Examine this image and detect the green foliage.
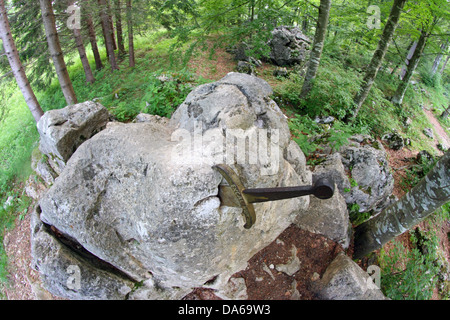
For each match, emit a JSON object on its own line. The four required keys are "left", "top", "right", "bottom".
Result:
{"left": 400, "top": 154, "right": 437, "bottom": 191}
{"left": 288, "top": 114, "right": 367, "bottom": 156}
{"left": 379, "top": 227, "right": 444, "bottom": 300}
{"left": 288, "top": 115, "right": 322, "bottom": 156}
{"left": 275, "top": 57, "right": 362, "bottom": 120}
{"left": 348, "top": 203, "right": 371, "bottom": 226}
{"left": 420, "top": 63, "right": 443, "bottom": 89}
{"left": 138, "top": 69, "right": 208, "bottom": 118}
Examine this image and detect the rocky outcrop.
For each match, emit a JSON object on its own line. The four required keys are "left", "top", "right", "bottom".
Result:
{"left": 313, "top": 253, "right": 387, "bottom": 300}
{"left": 30, "top": 73, "right": 388, "bottom": 300}
{"left": 268, "top": 26, "right": 310, "bottom": 66}
{"left": 32, "top": 73, "right": 313, "bottom": 299}
{"left": 339, "top": 137, "right": 395, "bottom": 214}
{"left": 36, "top": 101, "right": 110, "bottom": 175}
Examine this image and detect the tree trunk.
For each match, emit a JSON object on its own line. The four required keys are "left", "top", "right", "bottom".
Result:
{"left": 73, "top": 27, "right": 95, "bottom": 84}
{"left": 114, "top": 0, "right": 126, "bottom": 58}
{"left": 440, "top": 55, "right": 450, "bottom": 74}
{"left": 441, "top": 105, "right": 450, "bottom": 120}
{"left": 107, "top": 0, "right": 117, "bottom": 50}
{"left": 126, "top": 0, "right": 135, "bottom": 68}
{"left": 431, "top": 39, "right": 448, "bottom": 76}
{"left": 353, "top": 151, "right": 450, "bottom": 259}
{"left": 98, "top": 0, "right": 119, "bottom": 71}
{"left": 400, "top": 40, "right": 417, "bottom": 80}
{"left": 39, "top": 0, "right": 78, "bottom": 105}
{"left": 86, "top": 12, "right": 104, "bottom": 70}
{"left": 69, "top": 1, "right": 94, "bottom": 84}
{"left": 350, "top": 0, "right": 407, "bottom": 122}
{"left": 391, "top": 29, "right": 428, "bottom": 106}
{"left": 299, "top": 0, "right": 332, "bottom": 100}
{"left": 0, "top": 0, "right": 43, "bottom": 122}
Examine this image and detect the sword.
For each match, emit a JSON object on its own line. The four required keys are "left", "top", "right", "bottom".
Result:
{"left": 213, "top": 164, "right": 334, "bottom": 229}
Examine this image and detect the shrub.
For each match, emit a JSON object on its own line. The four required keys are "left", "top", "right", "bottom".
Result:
{"left": 274, "top": 57, "right": 362, "bottom": 121}
{"left": 378, "top": 228, "right": 443, "bottom": 300}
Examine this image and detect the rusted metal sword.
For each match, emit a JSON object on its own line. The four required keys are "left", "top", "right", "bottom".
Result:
{"left": 213, "top": 164, "right": 335, "bottom": 229}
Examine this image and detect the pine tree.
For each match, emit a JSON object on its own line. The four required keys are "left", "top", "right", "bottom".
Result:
{"left": 39, "top": 0, "right": 78, "bottom": 105}
{"left": 85, "top": 11, "right": 104, "bottom": 70}
{"left": 68, "top": 1, "right": 95, "bottom": 84}
{"left": 98, "top": 0, "right": 119, "bottom": 71}
{"left": 0, "top": 0, "right": 44, "bottom": 122}
{"left": 114, "top": 0, "right": 126, "bottom": 58}
{"left": 126, "top": 0, "right": 135, "bottom": 67}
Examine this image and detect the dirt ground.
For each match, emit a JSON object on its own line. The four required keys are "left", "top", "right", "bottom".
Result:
{"left": 2, "top": 209, "right": 60, "bottom": 300}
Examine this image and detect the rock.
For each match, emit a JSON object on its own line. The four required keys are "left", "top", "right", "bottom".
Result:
{"left": 381, "top": 131, "right": 405, "bottom": 151}
{"left": 37, "top": 101, "right": 110, "bottom": 170}
{"left": 133, "top": 113, "right": 169, "bottom": 125}
{"left": 34, "top": 73, "right": 311, "bottom": 299}
{"left": 30, "top": 207, "right": 135, "bottom": 300}
{"left": 216, "top": 277, "right": 248, "bottom": 300}
{"left": 417, "top": 150, "right": 434, "bottom": 163}
{"left": 236, "top": 61, "right": 255, "bottom": 75}
{"left": 3, "top": 195, "right": 14, "bottom": 210}
{"left": 338, "top": 143, "right": 394, "bottom": 213}
{"left": 403, "top": 117, "right": 413, "bottom": 128}
{"left": 269, "top": 26, "right": 310, "bottom": 66}
{"left": 437, "top": 143, "right": 448, "bottom": 152}
{"left": 423, "top": 128, "right": 434, "bottom": 139}
{"left": 273, "top": 67, "right": 289, "bottom": 78}
{"left": 314, "top": 253, "right": 387, "bottom": 300}
{"left": 30, "top": 147, "right": 58, "bottom": 186}
{"left": 275, "top": 245, "right": 301, "bottom": 276}
{"left": 314, "top": 116, "right": 336, "bottom": 125}
{"left": 295, "top": 181, "right": 351, "bottom": 249}
{"left": 25, "top": 176, "right": 47, "bottom": 201}
{"left": 312, "top": 153, "right": 351, "bottom": 197}
{"left": 231, "top": 42, "right": 251, "bottom": 62}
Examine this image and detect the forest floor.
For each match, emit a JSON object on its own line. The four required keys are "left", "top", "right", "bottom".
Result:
{"left": 2, "top": 47, "right": 450, "bottom": 300}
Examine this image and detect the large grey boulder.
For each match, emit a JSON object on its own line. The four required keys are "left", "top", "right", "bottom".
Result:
{"left": 338, "top": 139, "right": 394, "bottom": 213}
{"left": 294, "top": 183, "right": 351, "bottom": 249}
{"left": 34, "top": 73, "right": 311, "bottom": 299}
{"left": 268, "top": 26, "right": 310, "bottom": 66}
{"left": 36, "top": 101, "right": 110, "bottom": 174}
{"left": 314, "top": 253, "right": 387, "bottom": 300}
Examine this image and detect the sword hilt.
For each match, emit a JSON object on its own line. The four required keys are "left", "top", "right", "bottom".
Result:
{"left": 213, "top": 164, "right": 335, "bottom": 229}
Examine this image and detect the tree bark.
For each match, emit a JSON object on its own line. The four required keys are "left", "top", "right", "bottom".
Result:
{"left": 353, "top": 151, "right": 450, "bottom": 259}
{"left": 299, "top": 0, "right": 332, "bottom": 100}
{"left": 39, "top": 0, "right": 78, "bottom": 105}
{"left": 431, "top": 39, "right": 448, "bottom": 76}
{"left": 98, "top": 0, "right": 119, "bottom": 71}
{"left": 440, "top": 54, "right": 450, "bottom": 74}
{"left": 0, "top": 0, "right": 43, "bottom": 122}
{"left": 73, "top": 27, "right": 95, "bottom": 84}
{"left": 126, "top": 0, "right": 135, "bottom": 68}
{"left": 350, "top": 0, "right": 407, "bottom": 122}
{"left": 114, "top": 0, "right": 126, "bottom": 57}
{"left": 391, "top": 29, "right": 428, "bottom": 106}
{"left": 400, "top": 40, "right": 417, "bottom": 80}
{"left": 86, "top": 12, "right": 104, "bottom": 70}
{"left": 69, "top": 1, "right": 94, "bottom": 84}
{"left": 106, "top": 0, "right": 117, "bottom": 50}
